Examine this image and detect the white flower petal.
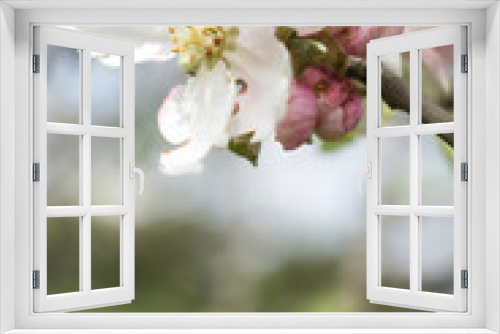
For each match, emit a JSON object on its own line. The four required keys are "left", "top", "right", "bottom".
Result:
{"left": 159, "top": 141, "right": 208, "bottom": 175}
{"left": 158, "top": 85, "right": 192, "bottom": 145}
{"left": 159, "top": 61, "right": 238, "bottom": 175}
{"left": 225, "top": 27, "right": 292, "bottom": 142}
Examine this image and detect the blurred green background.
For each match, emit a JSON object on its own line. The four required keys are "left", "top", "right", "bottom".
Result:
{"left": 45, "top": 26, "right": 454, "bottom": 312}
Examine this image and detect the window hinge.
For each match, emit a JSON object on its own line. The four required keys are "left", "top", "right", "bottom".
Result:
{"left": 461, "top": 162, "right": 468, "bottom": 181}
{"left": 461, "top": 54, "right": 468, "bottom": 73}
{"left": 33, "top": 54, "right": 40, "bottom": 73}
{"left": 461, "top": 270, "right": 468, "bottom": 289}
{"left": 33, "top": 270, "right": 40, "bottom": 289}
{"left": 33, "top": 163, "right": 40, "bottom": 182}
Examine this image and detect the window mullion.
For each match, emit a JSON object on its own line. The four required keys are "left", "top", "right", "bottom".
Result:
{"left": 82, "top": 48, "right": 92, "bottom": 294}
{"left": 409, "top": 48, "right": 420, "bottom": 294}
{"left": 78, "top": 47, "right": 84, "bottom": 293}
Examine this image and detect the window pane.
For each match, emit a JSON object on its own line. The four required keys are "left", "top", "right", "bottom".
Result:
{"left": 380, "top": 136, "right": 410, "bottom": 205}
{"left": 420, "top": 45, "right": 454, "bottom": 124}
{"left": 47, "top": 134, "right": 80, "bottom": 206}
{"left": 91, "top": 52, "right": 121, "bottom": 127}
{"left": 47, "top": 217, "right": 80, "bottom": 295}
{"left": 92, "top": 216, "right": 121, "bottom": 290}
{"left": 381, "top": 215, "right": 410, "bottom": 290}
{"left": 91, "top": 137, "right": 121, "bottom": 205}
{"left": 421, "top": 217, "right": 454, "bottom": 294}
{"left": 47, "top": 45, "right": 81, "bottom": 124}
{"left": 421, "top": 134, "right": 454, "bottom": 206}
{"left": 380, "top": 51, "right": 410, "bottom": 127}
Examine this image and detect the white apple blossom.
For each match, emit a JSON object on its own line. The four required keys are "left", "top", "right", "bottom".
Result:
{"left": 159, "top": 26, "right": 292, "bottom": 174}
{"left": 158, "top": 61, "right": 237, "bottom": 175}
{"left": 225, "top": 26, "right": 292, "bottom": 142}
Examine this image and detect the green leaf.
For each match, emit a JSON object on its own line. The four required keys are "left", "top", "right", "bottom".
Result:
{"left": 228, "top": 132, "right": 261, "bottom": 166}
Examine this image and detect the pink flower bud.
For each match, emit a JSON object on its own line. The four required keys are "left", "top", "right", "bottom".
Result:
{"left": 342, "top": 94, "right": 364, "bottom": 132}
{"left": 276, "top": 81, "right": 318, "bottom": 150}
{"left": 300, "top": 67, "right": 328, "bottom": 88}
{"left": 318, "top": 79, "right": 349, "bottom": 110}
{"left": 315, "top": 81, "right": 364, "bottom": 141}
{"left": 326, "top": 26, "right": 404, "bottom": 59}
{"left": 315, "top": 106, "right": 345, "bottom": 141}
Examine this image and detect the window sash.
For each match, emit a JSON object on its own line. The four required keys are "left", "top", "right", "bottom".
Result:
{"left": 32, "top": 26, "right": 135, "bottom": 313}
{"left": 366, "top": 26, "right": 468, "bottom": 312}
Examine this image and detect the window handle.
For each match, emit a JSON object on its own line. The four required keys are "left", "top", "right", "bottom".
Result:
{"left": 357, "top": 162, "right": 372, "bottom": 195}
{"left": 129, "top": 162, "right": 145, "bottom": 195}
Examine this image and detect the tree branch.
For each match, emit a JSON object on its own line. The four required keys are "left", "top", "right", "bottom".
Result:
{"left": 346, "top": 61, "right": 454, "bottom": 147}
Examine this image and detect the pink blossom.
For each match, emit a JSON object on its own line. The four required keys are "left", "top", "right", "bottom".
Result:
{"left": 315, "top": 80, "right": 364, "bottom": 141}
{"left": 315, "top": 107, "right": 345, "bottom": 140}
{"left": 326, "top": 26, "right": 404, "bottom": 59}
{"left": 276, "top": 81, "right": 318, "bottom": 150}
{"left": 318, "top": 79, "right": 349, "bottom": 110}
{"left": 300, "top": 68, "right": 349, "bottom": 109}
{"left": 300, "top": 67, "right": 327, "bottom": 87}
{"left": 342, "top": 94, "right": 364, "bottom": 132}
{"left": 296, "top": 66, "right": 364, "bottom": 142}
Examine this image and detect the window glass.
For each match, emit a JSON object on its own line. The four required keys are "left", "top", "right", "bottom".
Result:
{"left": 421, "top": 216, "right": 454, "bottom": 294}
{"left": 91, "top": 52, "right": 121, "bottom": 127}
{"left": 380, "top": 51, "right": 410, "bottom": 127}
{"left": 47, "top": 45, "right": 81, "bottom": 124}
{"left": 420, "top": 45, "right": 454, "bottom": 124}
{"left": 381, "top": 136, "right": 410, "bottom": 205}
{"left": 47, "top": 217, "right": 80, "bottom": 295}
{"left": 47, "top": 134, "right": 80, "bottom": 206}
{"left": 91, "top": 137, "right": 121, "bottom": 205}
{"left": 421, "top": 134, "right": 454, "bottom": 206}
{"left": 381, "top": 215, "right": 410, "bottom": 290}
{"left": 92, "top": 216, "right": 121, "bottom": 290}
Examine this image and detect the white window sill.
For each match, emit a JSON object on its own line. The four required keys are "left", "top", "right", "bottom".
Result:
{"left": 4, "top": 329, "right": 497, "bottom": 334}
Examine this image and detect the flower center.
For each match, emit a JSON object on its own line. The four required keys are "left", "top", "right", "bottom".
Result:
{"left": 168, "top": 26, "right": 239, "bottom": 74}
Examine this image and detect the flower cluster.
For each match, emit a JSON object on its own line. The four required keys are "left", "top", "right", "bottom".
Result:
{"left": 276, "top": 68, "right": 363, "bottom": 150}
{"left": 158, "top": 26, "right": 403, "bottom": 174}
{"left": 159, "top": 26, "right": 291, "bottom": 174}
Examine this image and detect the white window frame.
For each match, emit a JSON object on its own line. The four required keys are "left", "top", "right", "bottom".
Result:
{"left": 0, "top": 1, "right": 499, "bottom": 333}
{"left": 32, "top": 26, "right": 136, "bottom": 313}
{"left": 366, "top": 26, "right": 468, "bottom": 312}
